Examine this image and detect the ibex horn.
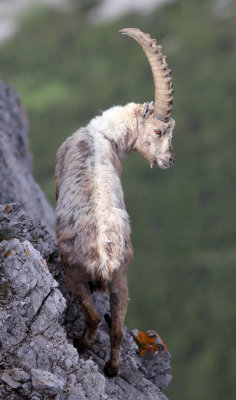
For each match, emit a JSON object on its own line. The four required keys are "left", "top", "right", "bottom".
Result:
{"left": 119, "top": 28, "right": 174, "bottom": 123}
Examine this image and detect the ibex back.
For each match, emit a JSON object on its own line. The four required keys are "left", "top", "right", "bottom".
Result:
{"left": 55, "top": 28, "right": 175, "bottom": 377}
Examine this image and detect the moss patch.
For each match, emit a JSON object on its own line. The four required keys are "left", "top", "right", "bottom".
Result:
{"left": 0, "top": 282, "right": 15, "bottom": 306}
{"left": 0, "top": 228, "right": 14, "bottom": 242}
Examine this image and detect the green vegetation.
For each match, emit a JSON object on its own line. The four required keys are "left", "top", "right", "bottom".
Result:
{"left": 0, "top": 0, "right": 236, "bottom": 399}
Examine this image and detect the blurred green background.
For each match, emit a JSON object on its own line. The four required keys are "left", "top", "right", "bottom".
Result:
{"left": 0, "top": 0, "right": 235, "bottom": 399}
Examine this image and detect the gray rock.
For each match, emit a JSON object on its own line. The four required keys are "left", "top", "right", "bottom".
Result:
{"left": 0, "top": 203, "right": 56, "bottom": 259}
{"left": 0, "top": 80, "right": 55, "bottom": 235}
{"left": 31, "top": 368, "right": 65, "bottom": 396}
{"left": 0, "top": 204, "right": 171, "bottom": 399}
{"left": 3, "top": 369, "right": 30, "bottom": 383}
{"left": 1, "top": 372, "right": 22, "bottom": 389}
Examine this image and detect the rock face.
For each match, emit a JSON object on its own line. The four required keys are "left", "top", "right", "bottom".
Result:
{"left": 0, "top": 81, "right": 172, "bottom": 399}
{"left": 0, "top": 80, "right": 55, "bottom": 235}
{"left": 0, "top": 204, "right": 171, "bottom": 400}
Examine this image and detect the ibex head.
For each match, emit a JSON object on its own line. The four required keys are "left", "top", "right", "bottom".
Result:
{"left": 120, "top": 28, "right": 175, "bottom": 169}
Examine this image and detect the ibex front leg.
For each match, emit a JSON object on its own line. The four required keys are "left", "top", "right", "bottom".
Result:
{"left": 105, "top": 267, "right": 128, "bottom": 377}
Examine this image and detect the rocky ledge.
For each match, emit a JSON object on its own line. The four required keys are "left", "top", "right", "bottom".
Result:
{"left": 0, "top": 203, "right": 171, "bottom": 400}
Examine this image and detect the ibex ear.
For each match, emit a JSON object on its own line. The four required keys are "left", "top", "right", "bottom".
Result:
{"left": 141, "top": 102, "right": 154, "bottom": 121}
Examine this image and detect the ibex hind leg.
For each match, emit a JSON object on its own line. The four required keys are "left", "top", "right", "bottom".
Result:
{"left": 105, "top": 266, "right": 128, "bottom": 377}
{"left": 63, "top": 263, "right": 101, "bottom": 350}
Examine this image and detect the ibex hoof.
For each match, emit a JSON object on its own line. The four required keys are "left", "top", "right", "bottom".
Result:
{"left": 73, "top": 337, "right": 93, "bottom": 352}
{"left": 104, "top": 313, "right": 112, "bottom": 329}
{"left": 104, "top": 360, "right": 119, "bottom": 377}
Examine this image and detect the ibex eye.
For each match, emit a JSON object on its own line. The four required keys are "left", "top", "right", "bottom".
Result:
{"left": 154, "top": 129, "right": 162, "bottom": 135}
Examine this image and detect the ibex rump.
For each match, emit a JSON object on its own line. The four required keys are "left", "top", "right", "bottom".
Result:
{"left": 55, "top": 28, "right": 175, "bottom": 376}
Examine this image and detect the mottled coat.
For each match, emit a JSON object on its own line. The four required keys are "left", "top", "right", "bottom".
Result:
{"left": 55, "top": 102, "right": 175, "bottom": 283}
{"left": 55, "top": 104, "right": 138, "bottom": 287}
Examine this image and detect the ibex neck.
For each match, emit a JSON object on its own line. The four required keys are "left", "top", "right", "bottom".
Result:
{"left": 87, "top": 103, "right": 142, "bottom": 159}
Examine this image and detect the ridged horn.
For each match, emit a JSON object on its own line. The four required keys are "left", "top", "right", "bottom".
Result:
{"left": 119, "top": 28, "right": 174, "bottom": 123}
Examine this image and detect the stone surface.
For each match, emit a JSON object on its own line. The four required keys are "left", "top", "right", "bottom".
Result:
{"left": 1, "top": 372, "right": 22, "bottom": 389}
{"left": 0, "top": 80, "right": 55, "bottom": 235}
{"left": 0, "top": 203, "right": 172, "bottom": 400}
{"left": 2, "top": 369, "right": 30, "bottom": 383}
{"left": 31, "top": 369, "right": 65, "bottom": 396}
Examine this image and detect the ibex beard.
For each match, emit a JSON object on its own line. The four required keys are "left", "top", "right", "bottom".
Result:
{"left": 55, "top": 28, "right": 175, "bottom": 377}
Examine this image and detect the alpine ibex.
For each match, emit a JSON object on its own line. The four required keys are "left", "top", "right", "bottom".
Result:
{"left": 55, "top": 28, "right": 175, "bottom": 376}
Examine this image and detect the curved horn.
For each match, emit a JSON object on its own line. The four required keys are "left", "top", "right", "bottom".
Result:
{"left": 119, "top": 28, "right": 174, "bottom": 123}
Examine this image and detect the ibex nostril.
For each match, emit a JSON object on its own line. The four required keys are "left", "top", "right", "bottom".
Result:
{"left": 170, "top": 158, "right": 175, "bottom": 165}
